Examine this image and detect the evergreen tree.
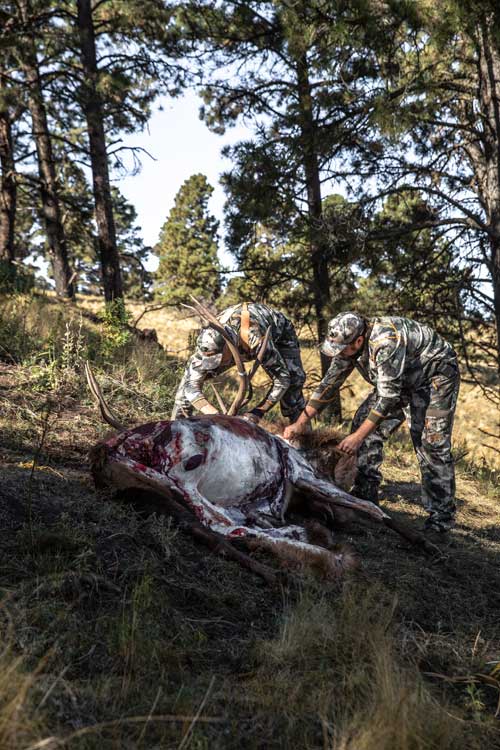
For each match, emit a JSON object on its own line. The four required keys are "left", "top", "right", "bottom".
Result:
{"left": 154, "top": 173, "right": 221, "bottom": 305}
{"left": 1, "top": 0, "right": 189, "bottom": 303}
{"left": 114, "top": 190, "right": 153, "bottom": 300}
{"left": 70, "top": 0, "right": 191, "bottom": 303}
{"left": 181, "top": 0, "right": 405, "bottom": 419}
{"left": 181, "top": 1, "right": 398, "bottom": 373}
{"left": 368, "top": 0, "right": 500, "bottom": 381}
{"left": 222, "top": 195, "right": 362, "bottom": 325}
{"left": 0, "top": 60, "right": 18, "bottom": 264}
{"left": 356, "top": 192, "right": 469, "bottom": 337}
{"left": 14, "top": 0, "right": 75, "bottom": 299}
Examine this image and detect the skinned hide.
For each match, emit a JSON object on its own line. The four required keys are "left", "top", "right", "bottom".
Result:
{"left": 91, "top": 415, "right": 387, "bottom": 579}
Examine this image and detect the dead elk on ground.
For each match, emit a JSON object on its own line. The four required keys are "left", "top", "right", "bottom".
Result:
{"left": 84, "top": 301, "right": 432, "bottom": 583}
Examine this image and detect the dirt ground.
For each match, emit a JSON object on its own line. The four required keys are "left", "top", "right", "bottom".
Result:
{"left": 1, "top": 361, "right": 500, "bottom": 749}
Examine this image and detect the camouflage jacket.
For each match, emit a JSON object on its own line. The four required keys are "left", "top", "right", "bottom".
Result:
{"left": 181, "top": 303, "right": 300, "bottom": 410}
{"left": 308, "top": 317, "right": 458, "bottom": 425}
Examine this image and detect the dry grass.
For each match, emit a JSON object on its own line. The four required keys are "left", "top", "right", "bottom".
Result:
{"left": 0, "top": 644, "right": 49, "bottom": 750}
{"left": 0, "top": 291, "right": 499, "bottom": 748}
{"left": 244, "top": 585, "right": 481, "bottom": 750}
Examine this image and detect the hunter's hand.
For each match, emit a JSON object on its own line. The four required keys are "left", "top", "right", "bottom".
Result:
{"left": 336, "top": 433, "right": 363, "bottom": 456}
{"left": 283, "top": 422, "right": 307, "bottom": 440}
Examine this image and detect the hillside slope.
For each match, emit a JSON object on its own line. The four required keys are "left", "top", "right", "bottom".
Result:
{"left": 0, "top": 292, "right": 499, "bottom": 748}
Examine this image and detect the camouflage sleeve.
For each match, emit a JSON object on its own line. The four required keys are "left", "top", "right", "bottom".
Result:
{"left": 368, "top": 339, "right": 406, "bottom": 425}
{"left": 254, "top": 340, "right": 291, "bottom": 410}
{"left": 307, "top": 356, "right": 354, "bottom": 412}
{"left": 182, "top": 352, "right": 213, "bottom": 408}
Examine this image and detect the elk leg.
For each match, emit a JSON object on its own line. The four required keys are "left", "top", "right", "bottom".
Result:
{"left": 100, "top": 458, "right": 280, "bottom": 584}
{"left": 381, "top": 517, "right": 442, "bottom": 557}
{"left": 294, "top": 474, "right": 388, "bottom": 521}
{"left": 300, "top": 482, "right": 441, "bottom": 557}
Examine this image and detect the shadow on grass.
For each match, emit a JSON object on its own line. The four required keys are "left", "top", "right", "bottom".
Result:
{"left": 1, "top": 453, "right": 500, "bottom": 748}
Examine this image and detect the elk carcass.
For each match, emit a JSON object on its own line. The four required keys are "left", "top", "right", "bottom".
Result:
{"left": 89, "top": 407, "right": 389, "bottom": 577}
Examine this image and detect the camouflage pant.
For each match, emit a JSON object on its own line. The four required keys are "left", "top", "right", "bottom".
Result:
{"left": 277, "top": 345, "right": 306, "bottom": 422}
{"left": 351, "top": 365, "right": 460, "bottom": 530}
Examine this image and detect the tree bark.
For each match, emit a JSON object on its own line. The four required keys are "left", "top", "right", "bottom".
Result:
{"left": 476, "top": 18, "right": 500, "bottom": 372}
{"left": 296, "top": 53, "right": 342, "bottom": 419}
{"left": 490, "top": 232, "right": 500, "bottom": 369}
{"left": 0, "top": 107, "right": 16, "bottom": 263}
{"left": 76, "top": 0, "right": 123, "bottom": 303}
{"left": 19, "top": 12, "right": 74, "bottom": 298}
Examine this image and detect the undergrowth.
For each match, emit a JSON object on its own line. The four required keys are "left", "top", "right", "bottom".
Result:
{"left": 0, "top": 291, "right": 182, "bottom": 419}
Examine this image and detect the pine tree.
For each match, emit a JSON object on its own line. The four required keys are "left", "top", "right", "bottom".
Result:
{"left": 369, "top": 0, "right": 500, "bottom": 381}
{"left": 357, "top": 191, "right": 469, "bottom": 338}
{"left": 154, "top": 174, "right": 221, "bottom": 305}
{"left": 76, "top": 0, "right": 123, "bottom": 303}
{"left": 180, "top": 0, "right": 404, "bottom": 419}
{"left": 1, "top": 0, "right": 189, "bottom": 303}
{"left": 16, "top": 0, "right": 75, "bottom": 299}
{"left": 181, "top": 0, "right": 397, "bottom": 368}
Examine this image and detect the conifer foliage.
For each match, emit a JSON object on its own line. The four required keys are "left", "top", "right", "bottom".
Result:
{"left": 154, "top": 173, "right": 221, "bottom": 304}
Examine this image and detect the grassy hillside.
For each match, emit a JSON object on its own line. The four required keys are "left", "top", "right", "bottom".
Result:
{"left": 0, "top": 291, "right": 499, "bottom": 749}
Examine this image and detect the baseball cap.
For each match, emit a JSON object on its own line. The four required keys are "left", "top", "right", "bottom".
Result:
{"left": 321, "top": 312, "right": 366, "bottom": 357}
{"left": 198, "top": 327, "right": 225, "bottom": 354}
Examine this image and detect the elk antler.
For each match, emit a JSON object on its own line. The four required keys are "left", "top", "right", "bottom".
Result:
{"left": 239, "top": 324, "right": 271, "bottom": 411}
{"left": 210, "top": 382, "right": 229, "bottom": 414}
{"left": 186, "top": 297, "right": 248, "bottom": 416}
{"left": 210, "top": 324, "right": 272, "bottom": 414}
{"left": 85, "top": 361, "right": 127, "bottom": 432}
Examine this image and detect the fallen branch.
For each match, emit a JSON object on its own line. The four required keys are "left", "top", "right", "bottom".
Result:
{"left": 477, "top": 427, "right": 500, "bottom": 441}
{"left": 132, "top": 301, "right": 178, "bottom": 328}
{"left": 481, "top": 443, "right": 500, "bottom": 455}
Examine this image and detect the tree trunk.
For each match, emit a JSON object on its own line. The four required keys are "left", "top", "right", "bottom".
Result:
{"left": 76, "top": 0, "right": 123, "bottom": 303}
{"left": 477, "top": 18, "right": 500, "bottom": 373}
{"left": 19, "top": 12, "right": 74, "bottom": 299}
{"left": 0, "top": 108, "right": 16, "bottom": 263}
{"left": 488, "top": 227, "right": 500, "bottom": 372}
{"left": 296, "top": 53, "right": 342, "bottom": 420}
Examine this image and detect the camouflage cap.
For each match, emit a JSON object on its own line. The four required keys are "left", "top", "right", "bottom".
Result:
{"left": 198, "top": 326, "right": 225, "bottom": 353}
{"left": 322, "top": 312, "right": 366, "bottom": 356}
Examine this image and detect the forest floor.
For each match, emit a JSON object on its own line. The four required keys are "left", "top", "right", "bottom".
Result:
{"left": 0, "top": 294, "right": 499, "bottom": 748}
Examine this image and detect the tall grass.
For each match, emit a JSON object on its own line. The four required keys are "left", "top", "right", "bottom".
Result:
{"left": 244, "top": 583, "right": 487, "bottom": 750}
{"left": 0, "top": 642, "right": 48, "bottom": 750}
{"left": 0, "top": 291, "right": 182, "bottom": 418}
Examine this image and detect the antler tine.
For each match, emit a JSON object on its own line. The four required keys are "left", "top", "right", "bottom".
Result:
{"left": 188, "top": 296, "right": 248, "bottom": 416}
{"left": 85, "top": 361, "right": 127, "bottom": 432}
{"left": 239, "top": 325, "right": 272, "bottom": 411}
{"left": 248, "top": 325, "right": 271, "bottom": 384}
{"left": 210, "top": 383, "right": 228, "bottom": 414}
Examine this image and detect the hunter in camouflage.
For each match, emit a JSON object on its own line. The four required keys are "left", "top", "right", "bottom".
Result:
{"left": 172, "top": 302, "right": 306, "bottom": 423}
{"left": 284, "top": 312, "right": 460, "bottom": 533}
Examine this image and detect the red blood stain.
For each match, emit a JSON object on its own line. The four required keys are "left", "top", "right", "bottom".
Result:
{"left": 229, "top": 527, "right": 249, "bottom": 537}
